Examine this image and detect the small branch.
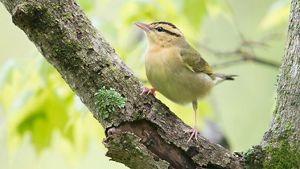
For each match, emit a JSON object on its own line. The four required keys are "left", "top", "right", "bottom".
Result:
{"left": 211, "top": 58, "right": 245, "bottom": 69}
{"left": 201, "top": 0, "right": 280, "bottom": 69}
{"left": 199, "top": 43, "right": 241, "bottom": 57}
{"left": 252, "top": 57, "right": 281, "bottom": 68}
{"left": 200, "top": 44, "right": 280, "bottom": 69}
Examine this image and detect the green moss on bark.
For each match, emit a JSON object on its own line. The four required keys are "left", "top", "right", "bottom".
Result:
{"left": 263, "top": 139, "right": 300, "bottom": 169}
{"left": 262, "top": 123, "right": 300, "bottom": 169}
{"left": 245, "top": 122, "right": 300, "bottom": 169}
{"left": 52, "top": 39, "right": 81, "bottom": 58}
{"left": 244, "top": 145, "right": 265, "bottom": 169}
{"left": 12, "top": 3, "right": 52, "bottom": 32}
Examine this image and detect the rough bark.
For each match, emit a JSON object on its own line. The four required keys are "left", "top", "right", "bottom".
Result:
{"left": 261, "top": 0, "right": 300, "bottom": 167}
{"left": 0, "top": 0, "right": 242, "bottom": 168}
{"left": 0, "top": 0, "right": 299, "bottom": 169}
{"left": 244, "top": 1, "right": 300, "bottom": 168}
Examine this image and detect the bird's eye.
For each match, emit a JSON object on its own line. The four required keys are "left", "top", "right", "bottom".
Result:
{"left": 155, "top": 27, "right": 163, "bottom": 32}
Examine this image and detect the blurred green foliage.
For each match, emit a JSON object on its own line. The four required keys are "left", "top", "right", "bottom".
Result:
{"left": 0, "top": 0, "right": 289, "bottom": 168}
{"left": 1, "top": 59, "right": 75, "bottom": 152}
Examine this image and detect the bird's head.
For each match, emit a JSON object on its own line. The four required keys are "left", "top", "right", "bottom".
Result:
{"left": 135, "top": 21, "right": 185, "bottom": 48}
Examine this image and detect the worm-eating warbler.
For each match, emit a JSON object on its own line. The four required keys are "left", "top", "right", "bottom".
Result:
{"left": 135, "top": 21, "right": 236, "bottom": 142}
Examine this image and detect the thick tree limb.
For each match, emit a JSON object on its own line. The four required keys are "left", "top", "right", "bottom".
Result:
{"left": 244, "top": 1, "right": 300, "bottom": 168}
{"left": 260, "top": 0, "right": 300, "bottom": 167}
{"left": 1, "top": 0, "right": 299, "bottom": 168}
{"left": 0, "top": 0, "right": 242, "bottom": 168}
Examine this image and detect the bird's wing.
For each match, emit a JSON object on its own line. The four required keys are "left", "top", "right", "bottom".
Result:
{"left": 180, "top": 47, "right": 213, "bottom": 75}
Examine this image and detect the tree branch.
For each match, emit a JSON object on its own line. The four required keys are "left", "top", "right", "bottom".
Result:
{"left": 0, "top": 0, "right": 242, "bottom": 168}
{"left": 244, "top": 0, "right": 300, "bottom": 168}
{"left": 260, "top": 0, "right": 300, "bottom": 167}
{"left": 199, "top": 44, "right": 280, "bottom": 69}
{"left": 1, "top": 0, "right": 299, "bottom": 168}
{"left": 199, "top": 0, "right": 281, "bottom": 70}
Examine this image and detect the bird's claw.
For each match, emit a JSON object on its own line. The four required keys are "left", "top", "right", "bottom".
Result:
{"left": 140, "top": 87, "right": 156, "bottom": 96}
{"left": 185, "top": 127, "right": 198, "bottom": 143}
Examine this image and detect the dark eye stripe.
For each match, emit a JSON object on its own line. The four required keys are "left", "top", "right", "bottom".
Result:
{"left": 151, "top": 21, "right": 181, "bottom": 37}
{"left": 155, "top": 27, "right": 180, "bottom": 37}
{"left": 161, "top": 28, "right": 181, "bottom": 37}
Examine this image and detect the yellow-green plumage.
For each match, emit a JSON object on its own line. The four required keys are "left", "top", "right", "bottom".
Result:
{"left": 136, "top": 21, "right": 235, "bottom": 142}
{"left": 145, "top": 45, "right": 214, "bottom": 104}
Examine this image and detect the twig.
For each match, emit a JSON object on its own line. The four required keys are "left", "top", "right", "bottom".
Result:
{"left": 203, "top": 0, "right": 280, "bottom": 69}
{"left": 224, "top": 0, "right": 246, "bottom": 42}
{"left": 199, "top": 0, "right": 280, "bottom": 69}
{"left": 199, "top": 43, "right": 241, "bottom": 57}
{"left": 207, "top": 47, "right": 280, "bottom": 69}
{"left": 252, "top": 57, "right": 281, "bottom": 68}
{"left": 211, "top": 58, "right": 244, "bottom": 69}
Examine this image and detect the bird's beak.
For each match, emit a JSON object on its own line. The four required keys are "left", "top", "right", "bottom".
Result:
{"left": 135, "top": 22, "right": 151, "bottom": 32}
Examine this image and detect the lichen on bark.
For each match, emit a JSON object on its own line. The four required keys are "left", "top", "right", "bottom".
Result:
{"left": 95, "top": 86, "right": 126, "bottom": 121}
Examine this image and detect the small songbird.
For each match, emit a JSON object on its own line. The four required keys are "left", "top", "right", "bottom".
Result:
{"left": 135, "top": 21, "right": 236, "bottom": 142}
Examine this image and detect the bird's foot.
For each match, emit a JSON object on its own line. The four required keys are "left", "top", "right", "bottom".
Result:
{"left": 140, "top": 87, "right": 156, "bottom": 96}
{"left": 185, "top": 127, "right": 198, "bottom": 143}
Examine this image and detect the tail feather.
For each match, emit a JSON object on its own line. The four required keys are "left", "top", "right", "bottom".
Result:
{"left": 212, "top": 73, "right": 237, "bottom": 85}
{"left": 223, "top": 74, "right": 237, "bottom": 80}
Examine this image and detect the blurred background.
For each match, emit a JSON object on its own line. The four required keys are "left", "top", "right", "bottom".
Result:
{"left": 0, "top": 0, "right": 289, "bottom": 168}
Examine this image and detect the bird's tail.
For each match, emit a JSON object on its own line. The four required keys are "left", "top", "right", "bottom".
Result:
{"left": 212, "top": 73, "right": 237, "bottom": 85}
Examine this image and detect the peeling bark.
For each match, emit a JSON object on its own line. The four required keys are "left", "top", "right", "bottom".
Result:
{"left": 0, "top": 0, "right": 299, "bottom": 168}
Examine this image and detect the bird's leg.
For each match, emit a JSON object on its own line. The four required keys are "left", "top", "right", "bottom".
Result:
{"left": 140, "top": 87, "right": 156, "bottom": 96}
{"left": 186, "top": 100, "right": 198, "bottom": 142}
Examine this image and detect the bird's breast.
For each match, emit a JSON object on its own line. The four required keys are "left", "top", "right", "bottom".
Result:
{"left": 144, "top": 47, "right": 213, "bottom": 104}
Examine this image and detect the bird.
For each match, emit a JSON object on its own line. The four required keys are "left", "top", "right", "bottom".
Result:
{"left": 135, "top": 21, "right": 236, "bottom": 142}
